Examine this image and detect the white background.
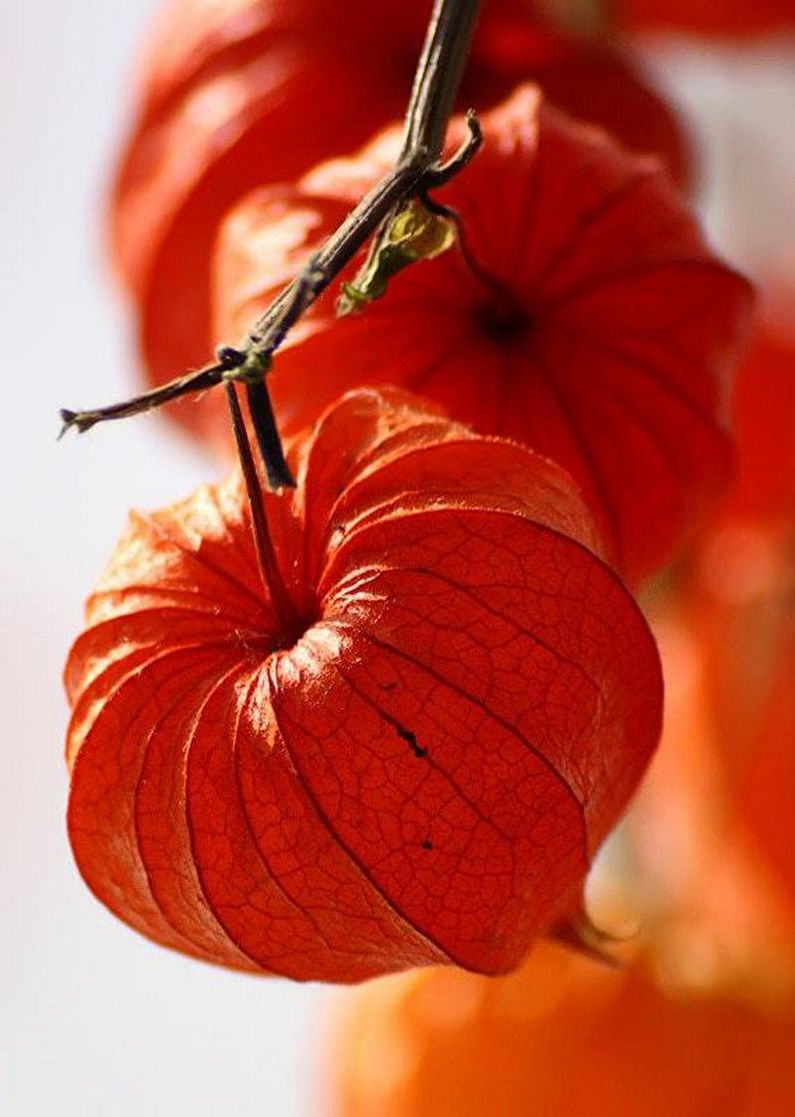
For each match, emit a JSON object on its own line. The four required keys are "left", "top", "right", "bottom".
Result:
{"left": 2, "top": 2, "right": 793, "bottom": 1114}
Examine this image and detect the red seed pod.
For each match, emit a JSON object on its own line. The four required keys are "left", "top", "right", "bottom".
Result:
{"left": 109, "top": 0, "right": 689, "bottom": 407}
{"left": 214, "top": 85, "right": 752, "bottom": 582}
{"left": 65, "top": 389, "right": 662, "bottom": 980}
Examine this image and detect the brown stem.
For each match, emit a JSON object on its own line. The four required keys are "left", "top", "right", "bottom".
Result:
{"left": 60, "top": 0, "right": 484, "bottom": 486}
{"left": 243, "top": 0, "right": 483, "bottom": 358}
{"left": 58, "top": 362, "right": 224, "bottom": 434}
{"left": 402, "top": 0, "right": 482, "bottom": 161}
{"left": 225, "top": 382, "right": 295, "bottom": 637}
{"left": 245, "top": 380, "right": 295, "bottom": 489}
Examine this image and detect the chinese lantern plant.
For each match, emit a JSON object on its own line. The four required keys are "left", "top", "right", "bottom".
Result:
{"left": 64, "top": 388, "right": 663, "bottom": 980}
{"left": 110, "top": 0, "right": 689, "bottom": 408}
{"left": 63, "top": 0, "right": 761, "bottom": 992}
{"left": 214, "top": 84, "right": 752, "bottom": 582}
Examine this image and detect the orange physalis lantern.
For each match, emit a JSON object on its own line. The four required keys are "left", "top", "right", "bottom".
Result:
{"left": 214, "top": 86, "right": 752, "bottom": 581}
{"left": 64, "top": 389, "right": 662, "bottom": 980}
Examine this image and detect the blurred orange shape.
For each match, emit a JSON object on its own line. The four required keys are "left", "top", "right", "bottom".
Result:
{"left": 614, "top": 0, "right": 795, "bottom": 36}
{"left": 737, "top": 598, "right": 795, "bottom": 909}
{"left": 724, "top": 322, "right": 795, "bottom": 524}
{"left": 623, "top": 518, "right": 795, "bottom": 996}
{"left": 629, "top": 606, "right": 795, "bottom": 986}
{"left": 327, "top": 940, "right": 795, "bottom": 1117}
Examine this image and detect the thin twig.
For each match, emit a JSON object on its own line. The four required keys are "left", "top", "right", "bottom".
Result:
{"left": 59, "top": 362, "right": 225, "bottom": 435}
{"left": 61, "top": 0, "right": 483, "bottom": 489}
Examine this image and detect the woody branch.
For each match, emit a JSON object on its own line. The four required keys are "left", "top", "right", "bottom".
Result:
{"left": 60, "top": 0, "right": 483, "bottom": 489}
